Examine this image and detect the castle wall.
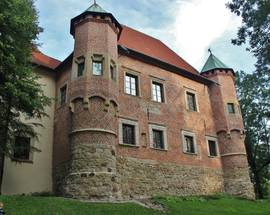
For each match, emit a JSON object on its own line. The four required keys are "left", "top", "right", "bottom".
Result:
{"left": 2, "top": 67, "right": 55, "bottom": 195}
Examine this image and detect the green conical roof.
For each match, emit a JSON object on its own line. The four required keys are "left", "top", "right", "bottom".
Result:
{"left": 201, "top": 53, "right": 231, "bottom": 73}
{"left": 85, "top": 2, "right": 107, "bottom": 13}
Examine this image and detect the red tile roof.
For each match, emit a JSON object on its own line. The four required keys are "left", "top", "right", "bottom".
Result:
{"left": 118, "top": 26, "right": 198, "bottom": 74}
{"left": 32, "top": 50, "right": 61, "bottom": 70}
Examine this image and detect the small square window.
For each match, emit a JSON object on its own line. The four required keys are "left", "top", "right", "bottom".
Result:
{"left": 152, "top": 82, "right": 164, "bottom": 103}
{"left": 13, "top": 137, "right": 31, "bottom": 160}
{"left": 208, "top": 140, "right": 218, "bottom": 157}
{"left": 60, "top": 85, "right": 67, "bottom": 105}
{"left": 77, "top": 61, "right": 85, "bottom": 77}
{"left": 152, "top": 129, "right": 165, "bottom": 149}
{"left": 122, "top": 124, "right": 136, "bottom": 145}
{"left": 227, "top": 103, "right": 235, "bottom": 114}
{"left": 93, "top": 61, "right": 103, "bottom": 76}
{"left": 187, "top": 92, "right": 197, "bottom": 111}
{"left": 125, "top": 73, "right": 139, "bottom": 96}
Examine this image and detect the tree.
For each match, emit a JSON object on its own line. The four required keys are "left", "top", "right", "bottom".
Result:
{"left": 0, "top": 0, "right": 50, "bottom": 193}
{"left": 227, "top": 0, "right": 270, "bottom": 68}
{"left": 236, "top": 71, "right": 270, "bottom": 198}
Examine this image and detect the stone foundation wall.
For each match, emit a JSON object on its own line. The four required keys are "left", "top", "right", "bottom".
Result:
{"left": 117, "top": 157, "right": 224, "bottom": 199}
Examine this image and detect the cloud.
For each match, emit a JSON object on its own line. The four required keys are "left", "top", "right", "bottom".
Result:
{"left": 170, "top": 0, "right": 241, "bottom": 69}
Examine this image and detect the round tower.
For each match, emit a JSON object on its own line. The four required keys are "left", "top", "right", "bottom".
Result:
{"left": 63, "top": 2, "right": 122, "bottom": 200}
{"left": 201, "top": 53, "right": 255, "bottom": 199}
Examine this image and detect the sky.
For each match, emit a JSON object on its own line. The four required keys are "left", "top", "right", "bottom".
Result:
{"left": 35, "top": 0, "right": 256, "bottom": 72}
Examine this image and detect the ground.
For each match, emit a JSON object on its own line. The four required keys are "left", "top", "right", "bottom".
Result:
{"left": 0, "top": 195, "right": 269, "bottom": 215}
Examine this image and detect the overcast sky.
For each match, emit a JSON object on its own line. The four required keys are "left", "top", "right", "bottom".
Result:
{"left": 35, "top": 0, "right": 256, "bottom": 72}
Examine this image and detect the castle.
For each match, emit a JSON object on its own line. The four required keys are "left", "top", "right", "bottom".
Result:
{"left": 1, "top": 2, "right": 255, "bottom": 200}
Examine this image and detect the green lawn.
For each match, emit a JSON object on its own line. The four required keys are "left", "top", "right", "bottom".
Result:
{"left": 0, "top": 195, "right": 269, "bottom": 215}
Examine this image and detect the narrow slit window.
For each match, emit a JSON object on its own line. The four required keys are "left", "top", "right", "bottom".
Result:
{"left": 77, "top": 61, "right": 85, "bottom": 77}
{"left": 60, "top": 85, "right": 67, "bottom": 105}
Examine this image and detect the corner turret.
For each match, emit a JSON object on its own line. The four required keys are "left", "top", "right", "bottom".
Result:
{"left": 201, "top": 52, "right": 255, "bottom": 199}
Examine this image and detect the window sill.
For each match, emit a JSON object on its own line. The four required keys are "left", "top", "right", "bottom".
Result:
{"left": 208, "top": 155, "right": 219, "bottom": 159}
{"left": 151, "top": 100, "right": 165, "bottom": 105}
{"left": 150, "top": 147, "right": 168, "bottom": 152}
{"left": 186, "top": 109, "right": 199, "bottom": 113}
{"left": 183, "top": 152, "right": 198, "bottom": 156}
{"left": 11, "top": 158, "right": 33, "bottom": 164}
{"left": 119, "top": 143, "right": 139, "bottom": 148}
{"left": 124, "top": 93, "right": 141, "bottom": 98}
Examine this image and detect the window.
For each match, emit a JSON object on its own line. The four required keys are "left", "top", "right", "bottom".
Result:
{"left": 13, "top": 137, "right": 31, "bottom": 160}
{"left": 153, "top": 130, "right": 165, "bottom": 149}
{"left": 119, "top": 119, "right": 139, "bottom": 146}
{"left": 60, "top": 85, "right": 67, "bottom": 105}
{"left": 182, "top": 131, "right": 197, "bottom": 154}
{"left": 93, "top": 61, "right": 103, "bottom": 76}
{"left": 152, "top": 82, "right": 164, "bottom": 102}
{"left": 77, "top": 61, "right": 85, "bottom": 77}
{"left": 122, "top": 124, "right": 136, "bottom": 145}
{"left": 208, "top": 140, "right": 218, "bottom": 157}
{"left": 149, "top": 124, "right": 167, "bottom": 150}
{"left": 125, "top": 73, "right": 138, "bottom": 96}
{"left": 227, "top": 103, "right": 235, "bottom": 114}
{"left": 186, "top": 91, "right": 197, "bottom": 111}
{"left": 110, "top": 65, "right": 116, "bottom": 80}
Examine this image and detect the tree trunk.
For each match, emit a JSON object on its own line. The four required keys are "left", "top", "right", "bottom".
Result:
{"left": 0, "top": 102, "right": 12, "bottom": 194}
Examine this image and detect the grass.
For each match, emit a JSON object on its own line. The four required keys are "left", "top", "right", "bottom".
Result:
{"left": 0, "top": 195, "right": 269, "bottom": 215}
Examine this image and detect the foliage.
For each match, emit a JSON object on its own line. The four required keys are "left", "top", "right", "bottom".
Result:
{"left": 227, "top": 0, "right": 270, "bottom": 68}
{"left": 236, "top": 71, "right": 270, "bottom": 198}
{"left": 0, "top": 0, "right": 50, "bottom": 189}
{"left": 0, "top": 196, "right": 270, "bottom": 215}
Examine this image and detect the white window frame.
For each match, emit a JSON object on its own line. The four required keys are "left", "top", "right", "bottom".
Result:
{"left": 185, "top": 89, "right": 199, "bottom": 112}
{"left": 124, "top": 72, "right": 139, "bottom": 96}
{"left": 151, "top": 80, "right": 165, "bottom": 103}
{"left": 91, "top": 54, "right": 104, "bottom": 76}
{"left": 181, "top": 130, "right": 198, "bottom": 155}
{"left": 119, "top": 118, "right": 140, "bottom": 147}
{"left": 206, "top": 136, "right": 219, "bottom": 157}
{"left": 149, "top": 124, "right": 168, "bottom": 150}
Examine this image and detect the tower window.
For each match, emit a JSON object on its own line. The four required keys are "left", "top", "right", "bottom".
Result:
{"left": 60, "top": 85, "right": 67, "bottom": 105}
{"left": 227, "top": 103, "right": 235, "bottom": 114}
{"left": 208, "top": 140, "right": 218, "bottom": 157}
{"left": 125, "top": 73, "right": 139, "bottom": 96}
{"left": 13, "top": 136, "right": 31, "bottom": 161}
{"left": 93, "top": 61, "right": 103, "bottom": 76}
{"left": 186, "top": 91, "right": 197, "bottom": 111}
{"left": 152, "top": 81, "right": 164, "bottom": 103}
{"left": 122, "top": 124, "right": 136, "bottom": 145}
{"left": 77, "top": 61, "right": 85, "bottom": 77}
{"left": 110, "top": 65, "right": 116, "bottom": 80}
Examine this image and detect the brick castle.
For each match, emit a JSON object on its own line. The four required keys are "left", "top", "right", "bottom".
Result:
{"left": 1, "top": 2, "right": 255, "bottom": 200}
